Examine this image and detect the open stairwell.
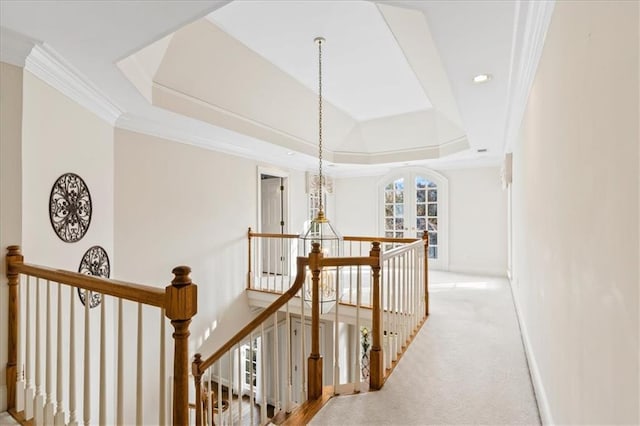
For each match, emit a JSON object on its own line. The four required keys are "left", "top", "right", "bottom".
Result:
{"left": 4, "top": 230, "right": 430, "bottom": 425}
{"left": 191, "top": 230, "right": 430, "bottom": 425}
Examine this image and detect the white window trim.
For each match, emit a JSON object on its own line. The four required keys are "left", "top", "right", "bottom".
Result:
{"left": 377, "top": 167, "right": 449, "bottom": 271}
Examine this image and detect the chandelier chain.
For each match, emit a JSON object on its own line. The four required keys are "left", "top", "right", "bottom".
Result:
{"left": 317, "top": 37, "right": 324, "bottom": 213}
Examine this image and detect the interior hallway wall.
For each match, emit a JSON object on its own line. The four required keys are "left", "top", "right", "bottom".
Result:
{"left": 510, "top": 1, "right": 639, "bottom": 423}
{"left": 114, "top": 128, "right": 308, "bottom": 423}
{"left": 0, "top": 61, "right": 24, "bottom": 411}
{"left": 20, "top": 70, "right": 115, "bottom": 423}
{"left": 334, "top": 166, "right": 507, "bottom": 275}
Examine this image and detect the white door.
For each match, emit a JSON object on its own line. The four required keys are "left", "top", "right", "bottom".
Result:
{"left": 260, "top": 176, "right": 288, "bottom": 275}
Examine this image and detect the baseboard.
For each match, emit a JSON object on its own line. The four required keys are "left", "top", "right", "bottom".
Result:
{"left": 509, "top": 279, "right": 554, "bottom": 425}
{"left": 447, "top": 264, "right": 507, "bottom": 277}
{"left": 0, "top": 384, "right": 6, "bottom": 411}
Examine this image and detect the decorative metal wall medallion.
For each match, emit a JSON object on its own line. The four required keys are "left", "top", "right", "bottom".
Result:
{"left": 49, "top": 173, "right": 92, "bottom": 242}
{"left": 77, "top": 245, "right": 110, "bottom": 308}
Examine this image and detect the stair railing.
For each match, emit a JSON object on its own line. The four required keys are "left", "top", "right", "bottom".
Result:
{"left": 5, "top": 245, "right": 197, "bottom": 425}
{"left": 379, "top": 231, "right": 429, "bottom": 377}
{"left": 192, "top": 255, "right": 309, "bottom": 426}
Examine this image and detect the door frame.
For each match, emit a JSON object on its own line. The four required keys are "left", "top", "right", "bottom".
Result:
{"left": 257, "top": 166, "right": 290, "bottom": 233}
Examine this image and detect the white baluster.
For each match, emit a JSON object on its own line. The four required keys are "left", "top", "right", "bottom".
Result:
{"left": 300, "top": 280, "right": 306, "bottom": 403}
{"left": 69, "top": 287, "right": 78, "bottom": 426}
{"left": 206, "top": 368, "right": 213, "bottom": 426}
{"left": 136, "top": 303, "right": 143, "bottom": 425}
{"left": 285, "top": 302, "right": 292, "bottom": 413}
{"left": 54, "top": 282, "right": 65, "bottom": 426}
{"left": 228, "top": 351, "right": 233, "bottom": 426}
{"left": 116, "top": 299, "right": 123, "bottom": 425}
{"left": 217, "top": 361, "right": 222, "bottom": 426}
{"left": 333, "top": 269, "right": 340, "bottom": 395}
{"left": 237, "top": 343, "right": 242, "bottom": 425}
{"left": 249, "top": 332, "right": 254, "bottom": 426}
{"left": 355, "top": 266, "right": 361, "bottom": 392}
{"left": 273, "top": 313, "right": 280, "bottom": 413}
{"left": 159, "top": 309, "right": 166, "bottom": 426}
{"left": 16, "top": 275, "right": 24, "bottom": 412}
{"left": 99, "top": 295, "right": 106, "bottom": 426}
{"left": 84, "top": 291, "right": 91, "bottom": 426}
{"left": 260, "top": 324, "right": 267, "bottom": 425}
{"left": 34, "top": 278, "right": 43, "bottom": 425}
{"left": 44, "top": 281, "right": 54, "bottom": 425}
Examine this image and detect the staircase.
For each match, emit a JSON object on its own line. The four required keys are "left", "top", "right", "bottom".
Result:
{"left": 4, "top": 229, "right": 429, "bottom": 425}
{"left": 191, "top": 230, "right": 430, "bottom": 424}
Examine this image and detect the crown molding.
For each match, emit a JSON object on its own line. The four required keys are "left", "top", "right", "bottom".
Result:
{"left": 24, "top": 44, "right": 123, "bottom": 125}
{"left": 115, "top": 112, "right": 314, "bottom": 172}
{"left": 0, "top": 26, "right": 38, "bottom": 67}
{"left": 502, "top": 0, "right": 556, "bottom": 153}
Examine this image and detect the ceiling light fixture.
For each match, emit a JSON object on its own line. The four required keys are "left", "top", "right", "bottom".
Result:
{"left": 473, "top": 74, "right": 492, "bottom": 84}
{"left": 301, "top": 36, "right": 341, "bottom": 314}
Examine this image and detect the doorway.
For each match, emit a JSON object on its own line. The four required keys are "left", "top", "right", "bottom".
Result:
{"left": 258, "top": 168, "right": 289, "bottom": 276}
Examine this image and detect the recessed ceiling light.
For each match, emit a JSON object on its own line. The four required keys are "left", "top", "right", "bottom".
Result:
{"left": 286, "top": 151, "right": 295, "bottom": 156}
{"left": 473, "top": 74, "right": 492, "bottom": 84}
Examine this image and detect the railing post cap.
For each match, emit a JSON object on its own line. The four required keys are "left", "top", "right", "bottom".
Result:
{"left": 171, "top": 266, "right": 192, "bottom": 287}
{"left": 7, "top": 245, "right": 22, "bottom": 255}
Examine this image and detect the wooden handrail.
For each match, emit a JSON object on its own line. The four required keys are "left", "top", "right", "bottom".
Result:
{"left": 248, "top": 232, "right": 418, "bottom": 244}
{"left": 195, "top": 256, "right": 309, "bottom": 374}
{"left": 343, "top": 236, "right": 418, "bottom": 244}
{"left": 6, "top": 245, "right": 197, "bottom": 426}
{"left": 9, "top": 262, "right": 165, "bottom": 307}
{"left": 249, "top": 231, "right": 300, "bottom": 239}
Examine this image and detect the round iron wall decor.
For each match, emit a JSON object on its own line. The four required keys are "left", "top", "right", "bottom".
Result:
{"left": 49, "top": 172, "right": 92, "bottom": 243}
{"left": 77, "top": 245, "right": 110, "bottom": 308}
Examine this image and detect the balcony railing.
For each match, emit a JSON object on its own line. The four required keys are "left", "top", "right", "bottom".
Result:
{"left": 192, "top": 230, "right": 429, "bottom": 425}
{"left": 5, "top": 245, "right": 196, "bottom": 425}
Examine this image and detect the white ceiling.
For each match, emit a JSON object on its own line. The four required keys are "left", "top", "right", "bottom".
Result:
{"left": 208, "top": 1, "right": 432, "bottom": 121}
{"left": 0, "top": 0, "right": 553, "bottom": 176}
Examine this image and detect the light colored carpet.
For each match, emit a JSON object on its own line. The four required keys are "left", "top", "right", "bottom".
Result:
{"left": 309, "top": 272, "right": 541, "bottom": 426}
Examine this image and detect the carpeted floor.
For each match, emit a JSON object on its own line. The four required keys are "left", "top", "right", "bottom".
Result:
{"left": 309, "top": 272, "right": 541, "bottom": 426}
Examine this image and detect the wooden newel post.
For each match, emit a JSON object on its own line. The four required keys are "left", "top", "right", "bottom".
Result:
{"left": 422, "top": 231, "right": 429, "bottom": 316}
{"left": 368, "top": 242, "right": 384, "bottom": 390}
{"left": 192, "top": 354, "right": 203, "bottom": 426}
{"left": 307, "top": 243, "right": 323, "bottom": 400}
{"left": 247, "top": 227, "right": 252, "bottom": 289}
{"left": 165, "top": 266, "right": 197, "bottom": 426}
{"left": 6, "top": 245, "right": 23, "bottom": 411}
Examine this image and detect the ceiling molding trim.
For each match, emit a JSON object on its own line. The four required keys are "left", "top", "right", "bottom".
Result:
{"left": 25, "top": 44, "right": 123, "bottom": 125}
{"left": 502, "top": 0, "right": 556, "bottom": 153}
{"left": 334, "top": 135, "right": 468, "bottom": 164}
{"left": 115, "top": 112, "right": 312, "bottom": 172}
{"left": 0, "top": 26, "right": 39, "bottom": 67}
{"left": 152, "top": 81, "right": 321, "bottom": 157}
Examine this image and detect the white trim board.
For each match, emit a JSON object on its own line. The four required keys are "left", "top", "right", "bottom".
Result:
{"left": 509, "top": 278, "right": 554, "bottom": 425}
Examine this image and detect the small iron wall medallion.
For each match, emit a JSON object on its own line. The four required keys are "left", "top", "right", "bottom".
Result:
{"left": 77, "top": 245, "right": 110, "bottom": 308}
{"left": 49, "top": 173, "right": 92, "bottom": 243}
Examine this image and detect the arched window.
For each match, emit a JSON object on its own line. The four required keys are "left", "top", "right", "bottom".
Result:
{"left": 380, "top": 169, "right": 448, "bottom": 269}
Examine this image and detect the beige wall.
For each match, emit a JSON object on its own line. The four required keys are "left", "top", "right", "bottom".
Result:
{"left": 18, "top": 71, "right": 116, "bottom": 422}
{"left": 22, "top": 71, "right": 114, "bottom": 269}
{"left": 511, "top": 1, "right": 639, "bottom": 423}
{"left": 334, "top": 166, "right": 507, "bottom": 275}
{"left": 113, "top": 128, "right": 308, "bottom": 423}
{"left": 0, "top": 61, "right": 24, "bottom": 411}
{"left": 446, "top": 167, "right": 507, "bottom": 276}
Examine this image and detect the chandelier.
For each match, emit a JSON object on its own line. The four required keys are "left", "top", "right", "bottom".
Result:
{"left": 301, "top": 36, "right": 342, "bottom": 314}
